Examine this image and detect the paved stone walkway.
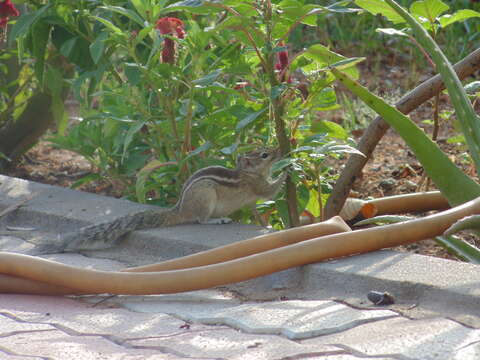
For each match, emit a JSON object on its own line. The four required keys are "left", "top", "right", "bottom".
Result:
{"left": 1, "top": 291, "right": 479, "bottom": 359}
{"left": 0, "top": 174, "right": 479, "bottom": 359}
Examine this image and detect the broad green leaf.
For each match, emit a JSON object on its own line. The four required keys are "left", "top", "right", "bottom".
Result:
{"left": 305, "top": 188, "right": 321, "bottom": 218}
{"left": 465, "top": 81, "right": 480, "bottom": 95}
{"left": 8, "top": 4, "right": 51, "bottom": 44}
{"left": 444, "top": 215, "right": 480, "bottom": 236}
{"left": 59, "top": 37, "right": 78, "bottom": 58}
{"left": 311, "top": 120, "right": 347, "bottom": 139}
{"left": 279, "top": 1, "right": 324, "bottom": 26}
{"left": 271, "top": 158, "right": 295, "bottom": 172}
{"left": 354, "top": 215, "right": 414, "bottom": 226}
{"left": 354, "top": 0, "right": 405, "bottom": 24}
{"left": 31, "top": 22, "right": 51, "bottom": 84}
{"left": 328, "top": 0, "right": 362, "bottom": 13}
{"left": 236, "top": 108, "right": 266, "bottom": 131}
{"left": 90, "top": 16, "right": 124, "bottom": 35}
{"left": 435, "top": 235, "right": 480, "bottom": 264}
{"left": 309, "top": 88, "right": 340, "bottom": 111}
{"left": 331, "top": 67, "right": 480, "bottom": 206}
{"left": 300, "top": 44, "right": 360, "bottom": 79}
{"left": 134, "top": 25, "right": 155, "bottom": 45}
{"left": 136, "top": 159, "right": 177, "bottom": 203}
{"left": 410, "top": 0, "right": 449, "bottom": 23}
{"left": 439, "top": 9, "right": 480, "bottom": 28}
{"left": 89, "top": 32, "right": 108, "bottom": 65}
{"left": 329, "top": 57, "right": 365, "bottom": 72}
{"left": 320, "top": 143, "right": 365, "bottom": 157}
{"left": 131, "top": 0, "right": 149, "bottom": 18}
{"left": 184, "top": 141, "right": 213, "bottom": 160}
{"left": 124, "top": 63, "right": 142, "bottom": 86}
{"left": 100, "top": 5, "right": 145, "bottom": 26}
{"left": 165, "top": 0, "right": 221, "bottom": 14}
{"left": 71, "top": 173, "right": 103, "bottom": 189}
{"left": 192, "top": 69, "right": 222, "bottom": 86}
{"left": 220, "top": 143, "right": 238, "bottom": 155}
{"left": 122, "top": 120, "right": 146, "bottom": 162}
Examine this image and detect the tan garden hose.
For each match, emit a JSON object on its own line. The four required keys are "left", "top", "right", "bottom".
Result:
{"left": 0, "top": 216, "right": 351, "bottom": 295}
{"left": 339, "top": 191, "right": 449, "bottom": 220}
{"left": 1, "top": 196, "right": 479, "bottom": 296}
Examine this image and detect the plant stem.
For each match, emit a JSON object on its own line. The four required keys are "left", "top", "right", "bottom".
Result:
{"left": 264, "top": 0, "right": 299, "bottom": 227}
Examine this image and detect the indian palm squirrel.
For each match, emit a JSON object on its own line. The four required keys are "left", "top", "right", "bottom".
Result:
{"left": 40, "top": 147, "right": 286, "bottom": 252}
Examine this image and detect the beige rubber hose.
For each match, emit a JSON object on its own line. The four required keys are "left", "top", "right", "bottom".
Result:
{"left": 0, "top": 216, "right": 351, "bottom": 295}
{"left": 0, "top": 197, "right": 479, "bottom": 296}
{"left": 339, "top": 191, "right": 450, "bottom": 220}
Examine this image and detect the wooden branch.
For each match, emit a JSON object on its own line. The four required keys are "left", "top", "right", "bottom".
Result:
{"left": 325, "top": 47, "right": 480, "bottom": 219}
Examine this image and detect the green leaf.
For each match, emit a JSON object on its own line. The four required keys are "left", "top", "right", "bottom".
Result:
{"left": 465, "top": 81, "right": 480, "bottom": 95}
{"left": 71, "top": 173, "right": 103, "bottom": 189}
{"left": 271, "top": 158, "right": 295, "bottom": 173}
{"left": 439, "top": 9, "right": 480, "bottom": 28}
{"left": 31, "top": 22, "right": 51, "bottom": 84}
{"left": 89, "top": 32, "right": 108, "bottom": 65}
{"left": 8, "top": 4, "right": 51, "bottom": 44}
{"left": 279, "top": 1, "right": 324, "bottom": 26}
{"left": 330, "top": 66, "right": 480, "bottom": 206}
{"left": 130, "top": 0, "right": 149, "bottom": 18}
{"left": 309, "top": 87, "right": 339, "bottom": 111}
{"left": 305, "top": 188, "right": 321, "bottom": 218}
{"left": 311, "top": 120, "right": 347, "bottom": 139}
{"left": 220, "top": 143, "right": 238, "bottom": 155}
{"left": 52, "top": 26, "right": 94, "bottom": 70}
{"left": 328, "top": 0, "right": 362, "bottom": 13}
{"left": 354, "top": 215, "right": 414, "bottom": 226}
{"left": 124, "top": 63, "right": 142, "bottom": 85}
{"left": 236, "top": 108, "right": 266, "bottom": 131}
{"left": 184, "top": 141, "right": 213, "bottom": 160}
{"left": 320, "top": 143, "right": 365, "bottom": 157}
{"left": 59, "top": 37, "right": 78, "bottom": 58}
{"left": 90, "top": 16, "right": 124, "bottom": 35}
{"left": 444, "top": 215, "right": 480, "bottom": 236}
{"left": 354, "top": 0, "right": 405, "bottom": 24}
{"left": 435, "top": 235, "right": 480, "bottom": 264}
{"left": 192, "top": 69, "right": 222, "bottom": 87}
{"left": 410, "top": 0, "right": 449, "bottom": 23}
{"left": 100, "top": 5, "right": 145, "bottom": 26}
{"left": 122, "top": 121, "right": 146, "bottom": 162}
{"left": 165, "top": 0, "right": 221, "bottom": 14}
{"left": 300, "top": 44, "right": 360, "bottom": 79}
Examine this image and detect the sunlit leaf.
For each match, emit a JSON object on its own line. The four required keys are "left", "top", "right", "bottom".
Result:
{"left": 354, "top": 0, "right": 405, "bottom": 24}
{"left": 410, "top": 0, "right": 449, "bottom": 23}
{"left": 439, "top": 9, "right": 480, "bottom": 28}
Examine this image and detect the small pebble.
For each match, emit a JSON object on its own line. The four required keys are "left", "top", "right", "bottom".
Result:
{"left": 367, "top": 291, "right": 395, "bottom": 305}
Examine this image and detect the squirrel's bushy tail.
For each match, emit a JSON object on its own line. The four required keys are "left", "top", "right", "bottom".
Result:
{"left": 34, "top": 209, "right": 172, "bottom": 254}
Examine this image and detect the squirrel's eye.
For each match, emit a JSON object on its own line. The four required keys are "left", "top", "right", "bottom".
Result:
{"left": 261, "top": 152, "right": 269, "bottom": 159}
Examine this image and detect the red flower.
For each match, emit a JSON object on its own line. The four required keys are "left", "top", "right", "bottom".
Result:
{"left": 0, "top": 0, "right": 19, "bottom": 18}
{"left": 0, "top": 0, "right": 19, "bottom": 31}
{"left": 277, "top": 42, "right": 289, "bottom": 70}
{"left": 155, "top": 17, "right": 185, "bottom": 64}
{"left": 156, "top": 17, "right": 185, "bottom": 39}
{"left": 275, "top": 42, "right": 291, "bottom": 83}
